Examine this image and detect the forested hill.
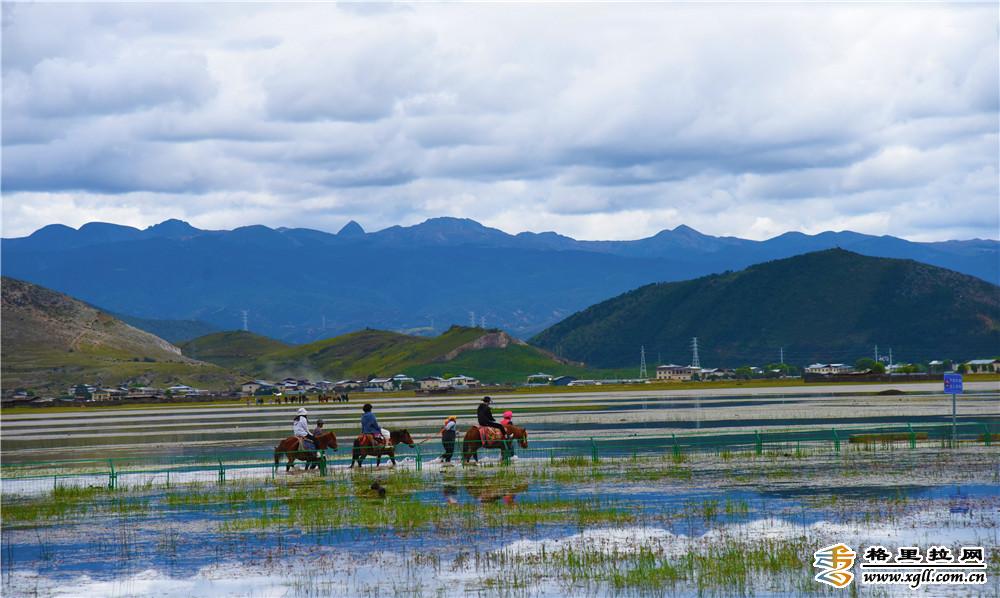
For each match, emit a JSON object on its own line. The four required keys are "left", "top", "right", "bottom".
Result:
{"left": 531, "top": 249, "right": 1000, "bottom": 368}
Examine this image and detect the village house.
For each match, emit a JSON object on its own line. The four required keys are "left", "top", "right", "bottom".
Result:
{"left": 446, "top": 375, "right": 480, "bottom": 389}
{"left": 419, "top": 376, "right": 449, "bottom": 391}
{"left": 655, "top": 364, "right": 698, "bottom": 381}
{"left": 241, "top": 380, "right": 275, "bottom": 396}
{"left": 526, "top": 373, "right": 554, "bottom": 386}
{"left": 965, "top": 359, "right": 1000, "bottom": 373}
{"left": 804, "top": 363, "right": 854, "bottom": 375}
{"left": 91, "top": 388, "right": 127, "bottom": 401}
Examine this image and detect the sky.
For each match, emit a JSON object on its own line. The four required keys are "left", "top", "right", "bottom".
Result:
{"left": 2, "top": 2, "right": 998, "bottom": 242}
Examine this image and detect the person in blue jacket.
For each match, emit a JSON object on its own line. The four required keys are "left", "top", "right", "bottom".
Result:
{"left": 361, "top": 403, "right": 384, "bottom": 443}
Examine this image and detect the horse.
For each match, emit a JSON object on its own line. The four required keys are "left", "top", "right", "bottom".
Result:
{"left": 350, "top": 429, "right": 415, "bottom": 468}
{"left": 462, "top": 424, "right": 528, "bottom": 464}
{"left": 274, "top": 431, "right": 338, "bottom": 472}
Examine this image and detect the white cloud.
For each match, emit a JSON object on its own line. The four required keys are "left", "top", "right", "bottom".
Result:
{"left": 1, "top": 3, "right": 997, "bottom": 241}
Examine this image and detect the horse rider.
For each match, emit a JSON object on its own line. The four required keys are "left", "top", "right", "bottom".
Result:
{"left": 477, "top": 396, "right": 509, "bottom": 442}
{"left": 293, "top": 407, "right": 319, "bottom": 449}
{"left": 361, "top": 403, "right": 384, "bottom": 444}
{"left": 312, "top": 418, "right": 325, "bottom": 438}
{"left": 500, "top": 410, "right": 514, "bottom": 427}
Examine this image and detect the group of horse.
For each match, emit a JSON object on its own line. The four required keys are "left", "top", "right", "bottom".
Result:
{"left": 273, "top": 424, "right": 529, "bottom": 471}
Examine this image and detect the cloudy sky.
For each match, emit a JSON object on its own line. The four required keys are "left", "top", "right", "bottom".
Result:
{"left": 2, "top": 2, "right": 998, "bottom": 241}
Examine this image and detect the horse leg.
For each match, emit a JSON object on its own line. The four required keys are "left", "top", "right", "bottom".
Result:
{"left": 286, "top": 455, "right": 294, "bottom": 472}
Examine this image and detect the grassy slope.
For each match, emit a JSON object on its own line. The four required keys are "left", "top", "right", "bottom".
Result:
{"left": 2, "top": 277, "right": 237, "bottom": 392}
{"left": 406, "top": 345, "right": 632, "bottom": 384}
{"left": 180, "top": 331, "right": 290, "bottom": 371}
{"left": 247, "top": 326, "right": 487, "bottom": 380}
{"left": 224, "top": 326, "right": 609, "bottom": 383}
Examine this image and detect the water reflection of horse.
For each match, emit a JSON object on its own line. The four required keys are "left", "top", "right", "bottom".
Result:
{"left": 465, "top": 480, "right": 530, "bottom": 504}
{"left": 273, "top": 431, "right": 338, "bottom": 472}
{"left": 350, "top": 429, "right": 415, "bottom": 468}
{"left": 462, "top": 424, "right": 527, "bottom": 464}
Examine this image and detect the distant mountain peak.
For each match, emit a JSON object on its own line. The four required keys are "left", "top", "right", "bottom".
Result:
{"left": 338, "top": 220, "right": 366, "bottom": 237}
{"left": 145, "top": 219, "right": 200, "bottom": 238}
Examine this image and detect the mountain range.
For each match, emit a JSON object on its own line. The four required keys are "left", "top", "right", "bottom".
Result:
{"left": 3, "top": 217, "right": 997, "bottom": 343}
{"left": 533, "top": 249, "right": 1000, "bottom": 368}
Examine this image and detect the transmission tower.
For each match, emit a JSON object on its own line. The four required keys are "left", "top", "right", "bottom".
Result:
{"left": 480, "top": 315, "right": 486, "bottom": 328}
{"left": 240, "top": 310, "right": 249, "bottom": 332}
{"left": 690, "top": 337, "right": 700, "bottom": 369}
{"left": 639, "top": 346, "right": 648, "bottom": 379}
{"left": 469, "top": 311, "right": 476, "bottom": 327}
{"left": 779, "top": 347, "right": 784, "bottom": 365}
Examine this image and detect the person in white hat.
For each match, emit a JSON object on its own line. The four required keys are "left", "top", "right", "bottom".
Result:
{"left": 292, "top": 407, "right": 317, "bottom": 449}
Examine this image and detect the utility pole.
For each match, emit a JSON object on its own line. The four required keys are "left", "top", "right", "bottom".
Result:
{"left": 691, "top": 337, "right": 700, "bottom": 369}
{"left": 875, "top": 345, "right": 879, "bottom": 362}
{"left": 889, "top": 348, "right": 893, "bottom": 372}
{"left": 639, "top": 346, "right": 648, "bottom": 379}
{"left": 779, "top": 347, "right": 784, "bottom": 366}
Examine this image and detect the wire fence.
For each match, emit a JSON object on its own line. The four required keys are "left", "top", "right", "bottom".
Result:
{"left": 2, "top": 420, "right": 995, "bottom": 497}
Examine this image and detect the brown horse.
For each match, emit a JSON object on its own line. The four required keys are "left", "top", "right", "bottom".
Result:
{"left": 462, "top": 424, "right": 527, "bottom": 464}
{"left": 350, "top": 429, "right": 415, "bottom": 468}
{"left": 274, "top": 431, "right": 338, "bottom": 472}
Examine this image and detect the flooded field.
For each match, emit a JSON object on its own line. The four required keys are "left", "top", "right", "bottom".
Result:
{"left": 2, "top": 383, "right": 998, "bottom": 596}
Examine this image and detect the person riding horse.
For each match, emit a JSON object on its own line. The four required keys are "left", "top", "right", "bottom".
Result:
{"left": 361, "top": 403, "right": 384, "bottom": 444}
{"left": 477, "top": 397, "right": 509, "bottom": 446}
{"left": 293, "top": 407, "right": 319, "bottom": 450}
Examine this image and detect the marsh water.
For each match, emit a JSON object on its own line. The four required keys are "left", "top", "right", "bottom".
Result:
{"left": 3, "top": 385, "right": 998, "bottom": 596}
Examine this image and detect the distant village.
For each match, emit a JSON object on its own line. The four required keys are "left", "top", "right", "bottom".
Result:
{"left": 4, "top": 358, "right": 998, "bottom": 407}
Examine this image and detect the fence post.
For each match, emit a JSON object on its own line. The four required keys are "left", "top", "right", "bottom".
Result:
{"left": 549, "top": 449, "right": 555, "bottom": 465}
{"left": 590, "top": 437, "right": 599, "bottom": 464}
{"left": 319, "top": 453, "right": 327, "bottom": 476}
{"left": 755, "top": 431, "right": 763, "bottom": 456}
{"left": 984, "top": 424, "right": 992, "bottom": 447}
{"left": 832, "top": 428, "right": 840, "bottom": 454}
{"left": 672, "top": 434, "right": 680, "bottom": 459}
{"left": 217, "top": 459, "right": 226, "bottom": 485}
{"left": 415, "top": 445, "right": 423, "bottom": 471}
{"left": 108, "top": 459, "right": 117, "bottom": 490}
{"left": 907, "top": 424, "right": 916, "bottom": 449}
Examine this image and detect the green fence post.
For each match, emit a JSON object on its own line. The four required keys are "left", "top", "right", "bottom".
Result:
{"left": 218, "top": 459, "right": 226, "bottom": 485}
{"left": 984, "top": 424, "right": 992, "bottom": 447}
{"left": 907, "top": 424, "right": 916, "bottom": 449}
{"left": 672, "top": 434, "right": 680, "bottom": 459}
{"left": 549, "top": 449, "right": 555, "bottom": 465}
{"left": 590, "top": 437, "right": 599, "bottom": 464}
{"left": 319, "top": 453, "right": 327, "bottom": 476}
{"left": 755, "top": 431, "right": 763, "bottom": 456}
{"left": 832, "top": 428, "right": 840, "bottom": 454}
{"left": 415, "top": 445, "right": 423, "bottom": 471}
{"left": 108, "top": 459, "right": 117, "bottom": 490}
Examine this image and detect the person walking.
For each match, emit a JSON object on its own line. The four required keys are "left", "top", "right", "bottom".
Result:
{"left": 440, "top": 416, "right": 458, "bottom": 463}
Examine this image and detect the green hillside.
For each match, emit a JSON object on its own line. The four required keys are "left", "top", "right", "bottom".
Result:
{"left": 405, "top": 345, "right": 618, "bottom": 384}
{"left": 182, "top": 325, "right": 596, "bottom": 383}
{"left": 532, "top": 249, "right": 1000, "bottom": 368}
{"left": 179, "top": 331, "right": 290, "bottom": 370}
{"left": 246, "top": 326, "right": 498, "bottom": 380}
{"left": 1, "top": 277, "right": 238, "bottom": 392}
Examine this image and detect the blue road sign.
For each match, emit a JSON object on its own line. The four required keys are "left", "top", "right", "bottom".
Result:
{"left": 944, "top": 373, "right": 963, "bottom": 394}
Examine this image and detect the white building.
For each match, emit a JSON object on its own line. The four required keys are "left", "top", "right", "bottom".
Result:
{"left": 655, "top": 365, "right": 698, "bottom": 381}
{"left": 804, "top": 363, "right": 854, "bottom": 375}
